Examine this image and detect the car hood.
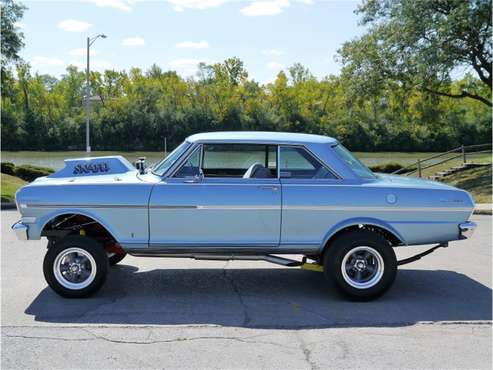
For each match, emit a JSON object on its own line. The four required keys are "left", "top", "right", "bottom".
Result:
{"left": 30, "top": 170, "right": 143, "bottom": 186}
{"left": 27, "top": 156, "right": 143, "bottom": 186}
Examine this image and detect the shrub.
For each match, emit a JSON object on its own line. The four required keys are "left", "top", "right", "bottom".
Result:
{"left": 1, "top": 162, "right": 16, "bottom": 175}
{"left": 369, "top": 162, "right": 404, "bottom": 174}
{"left": 15, "top": 165, "right": 55, "bottom": 182}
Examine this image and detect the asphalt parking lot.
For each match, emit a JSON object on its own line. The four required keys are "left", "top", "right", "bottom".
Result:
{"left": 1, "top": 210, "right": 491, "bottom": 369}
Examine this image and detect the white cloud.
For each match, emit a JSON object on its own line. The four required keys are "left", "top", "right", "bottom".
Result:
{"left": 58, "top": 19, "right": 92, "bottom": 32}
{"left": 14, "top": 21, "right": 25, "bottom": 29}
{"left": 267, "top": 61, "right": 285, "bottom": 69}
{"left": 31, "top": 56, "right": 65, "bottom": 67}
{"left": 176, "top": 40, "right": 209, "bottom": 49}
{"left": 262, "top": 49, "right": 283, "bottom": 56}
{"left": 241, "top": 0, "right": 289, "bottom": 16}
{"left": 87, "top": 0, "right": 133, "bottom": 12}
{"left": 166, "top": 0, "right": 226, "bottom": 12}
{"left": 69, "top": 48, "right": 97, "bottom": 56}
{"left": 168, "top": 58, "right": 209, "bottom": 75}
{"left": 122, "top": 37, "right": 145, "bottom": 46}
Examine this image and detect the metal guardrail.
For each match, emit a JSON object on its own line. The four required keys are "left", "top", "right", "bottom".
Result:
{"left": 391, "top": 143, "right": 492, "bottom": 177}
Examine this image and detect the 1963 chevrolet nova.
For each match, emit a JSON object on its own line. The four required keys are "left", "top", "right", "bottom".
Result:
{"left": 12, "top": 132, "right": 477, "bottom": 300}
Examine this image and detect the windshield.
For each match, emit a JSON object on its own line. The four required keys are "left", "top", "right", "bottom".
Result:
{"left": 332, "top": 143, "right": 375, "bottom": 179}
{"left": 152, "top": 141, "right": 191, "bottom": 176}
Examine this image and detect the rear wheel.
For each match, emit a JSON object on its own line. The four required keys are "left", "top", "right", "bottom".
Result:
{"left": 43, "top": 235, "right": 108, "bottom": 298}
{"left": 323, "top": 229, "right": 397, "bottom": 301}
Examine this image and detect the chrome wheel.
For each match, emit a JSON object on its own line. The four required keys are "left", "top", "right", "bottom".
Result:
{"left": 53, "top": 247, "right": 97, "bottom": 290}
{"left": 341, "top": 246, "right": 384, "bottom": 289}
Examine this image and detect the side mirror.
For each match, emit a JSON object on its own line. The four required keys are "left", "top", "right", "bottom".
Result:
{"left": 135, "top": 157, "right": 146, "bottom": 174}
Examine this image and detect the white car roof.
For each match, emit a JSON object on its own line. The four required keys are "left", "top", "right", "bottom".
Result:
{"left": 186, "top": 131, "right": 337, "bottom": 145}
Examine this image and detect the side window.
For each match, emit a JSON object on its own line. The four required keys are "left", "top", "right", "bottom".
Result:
{"left": 280, "top": 147, "right": 336, "bottom": 179}
{"left": 202, "top": 144, "right": 277, "bottom": 178}
{"left": 173, "top": 147, "right": 201, "bottom": 178}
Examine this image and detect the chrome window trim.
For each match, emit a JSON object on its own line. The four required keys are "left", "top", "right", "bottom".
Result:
{"left": 166, "top": 141, "right": 341, "bottom": 181}
{"left": 160, "top": 141, "right": 197, "bottom": 178}
{"left": 279, "top": 144, "right": 342, "bottom": 180}
{"left": 153, "top": 140, "right": 192, "bottom": 177}
{"left": 277, "top": 145, "right": 281, "bottom": 179}
{"left": 172, "top": 142, "right": 281, "bottom": 181}
{"left": 168, "top": 144, "right": 203, "bottom": 179}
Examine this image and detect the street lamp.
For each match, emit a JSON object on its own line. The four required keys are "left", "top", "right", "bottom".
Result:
{"left": 85, "top": 34, "right": 107, "bottom": 154}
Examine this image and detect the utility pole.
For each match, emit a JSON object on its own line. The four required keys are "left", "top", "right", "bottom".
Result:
{"left": 86, "top": 37, "right": 90, "bottom": 154}
{"left": 85, "top": 34, "right": 107, "bottom": 154}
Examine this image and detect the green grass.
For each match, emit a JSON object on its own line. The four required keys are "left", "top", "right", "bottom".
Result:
{"left": 443, "top": 165, "right": 492, "bottom": 204}
{"left": 412, "top": 154, "right": 491, "bottom": 178}
{"left": 1, "top": 173, "right": 26, "bottom": 203}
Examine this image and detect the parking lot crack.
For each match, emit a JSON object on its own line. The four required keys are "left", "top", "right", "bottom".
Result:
{"left": 5, "top": 329, "right": 291, "bottom": 348}
{"left": 296, "top": 332, "right": 318, "bottom": 370}
{"left": 4, "top": 334, "right": 94, "bottom": 342}
{"left": 222, "top": 262, "right": 252, "bottom": 327}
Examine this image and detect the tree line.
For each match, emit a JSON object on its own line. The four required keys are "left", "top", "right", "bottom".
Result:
{"left": 1, "top": 0, "right": 491, "bottom": 152}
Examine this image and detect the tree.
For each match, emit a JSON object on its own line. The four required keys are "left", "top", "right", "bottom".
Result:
{"left": 0, "top": 0, "right": 26, "bottom": 78}
{"left": 1, "top": 58, "right": 490, "bottom": 151}
{"left": 288, "top": 63, "right": 313, "bottom": 85}
{"left": 338, "top": 0, "right": 492, "bottom": 106}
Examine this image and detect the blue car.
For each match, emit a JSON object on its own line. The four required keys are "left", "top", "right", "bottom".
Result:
{"left": 12, "top": 132, "right": 476, "bottom": 300}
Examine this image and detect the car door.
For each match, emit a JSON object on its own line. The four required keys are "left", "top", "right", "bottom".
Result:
{"left": 149, "top": 143, "right": 281, "bottom": 247}
{"left": 279, "top": 145, "right": 343, "bottom": 246}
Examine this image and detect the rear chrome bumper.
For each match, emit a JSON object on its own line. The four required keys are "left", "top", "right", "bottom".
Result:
{"left": 459, "top": 221, "right": 477, "bottom": 239}
{"left": 12, "top": 221, "right": 28, "bottom": 240}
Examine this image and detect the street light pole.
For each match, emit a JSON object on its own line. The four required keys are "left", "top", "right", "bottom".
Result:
{"left": 85, "top": 37, "right": 90, "bottom": 153}
{"left": 85, "top": 34, "right": 107, "bottom": 154}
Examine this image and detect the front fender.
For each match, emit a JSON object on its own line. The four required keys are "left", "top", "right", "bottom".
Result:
{"left": 321, "top": 217, "right": 407, "bottom": 249}
{"left": 28, "top": 208, "right": 121, "bottom": 242}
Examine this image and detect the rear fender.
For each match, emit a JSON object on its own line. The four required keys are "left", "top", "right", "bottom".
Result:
{"left": 321, "top": 217, "right": 407, "bottom": 250}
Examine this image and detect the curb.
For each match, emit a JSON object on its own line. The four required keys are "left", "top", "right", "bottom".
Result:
{"left": 1, "top": 202, "right": 17, "bottom": 210}
{"left": 474, "top": 208, "right": 492, "bottom": 215}
{"left": 474, "top": 203, "right": 492, "bottom": 216}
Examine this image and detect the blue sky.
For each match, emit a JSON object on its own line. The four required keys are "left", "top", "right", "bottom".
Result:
{"left": 18, "top": 0, "right": 366, "bottom": 83}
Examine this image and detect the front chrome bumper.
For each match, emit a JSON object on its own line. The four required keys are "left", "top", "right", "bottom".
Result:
{"left": 12, "top": 221, "right": 28, "bottom": 240}
{"left": 459, "top": 221, "right": 477, "bottom": 239}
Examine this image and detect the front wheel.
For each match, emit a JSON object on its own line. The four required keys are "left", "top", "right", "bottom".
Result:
{"left": 43, "top": 235, "right": 109, "bottom": 298}
{"left": 323, "top": 229, "right": 397, "bottom": 301}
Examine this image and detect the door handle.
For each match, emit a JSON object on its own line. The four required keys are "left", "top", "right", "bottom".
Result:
{"left": 258, "top": 185, "right": 279, "bottom": 191}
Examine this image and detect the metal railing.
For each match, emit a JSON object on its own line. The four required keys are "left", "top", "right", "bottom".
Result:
{"left": 391, "top": 143, "right": 492, "bottom": 177}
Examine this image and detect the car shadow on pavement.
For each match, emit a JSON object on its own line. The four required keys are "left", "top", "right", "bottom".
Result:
{"left": 25, "top": 266, "right": 492, "bottom": 328}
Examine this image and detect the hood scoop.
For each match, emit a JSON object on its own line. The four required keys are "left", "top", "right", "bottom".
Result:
{"left": 48, "top": 156, "right": 136, "bottom": 178}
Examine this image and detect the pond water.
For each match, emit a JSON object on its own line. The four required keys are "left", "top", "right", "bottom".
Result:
{"left": 1, "top": 151, "right": 167, "bottom": 170}
{"left": 1, "top": 151, "right": 440, "bottom": 171}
